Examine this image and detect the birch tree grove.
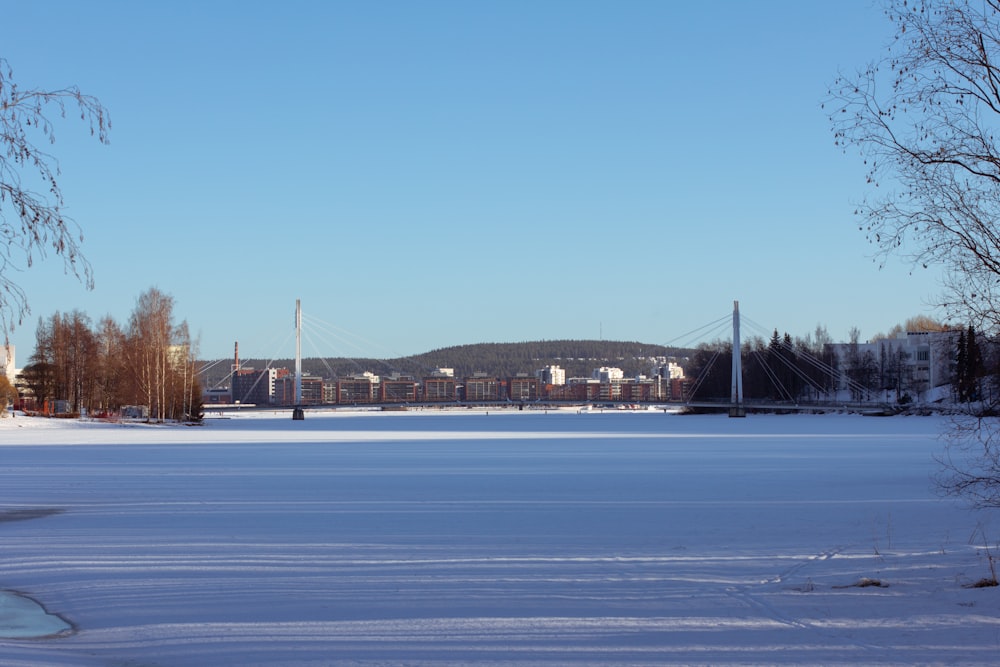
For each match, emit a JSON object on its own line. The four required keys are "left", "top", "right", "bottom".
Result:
{"left": 126, "top": 288, "right": 199, "bottom": 422}
{"left": 128, "top": 289, "right": 173, "bottom": 421}
{"left": 27, "top": 311, "right": 95, "bottom": 413}
{"left": 20, "top": 288, "right": 201, "bottom": 421}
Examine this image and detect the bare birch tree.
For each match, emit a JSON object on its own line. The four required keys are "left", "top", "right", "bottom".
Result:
{"left": 123, "top": 288, "right": 200, "bottom": 422}
{"left": 0, "top": 58, "right": 110, "bottom": 335}
{"left": 127, "top": 288, "right": 174, "bottom": 421}
{"left": 828, "top": 0, "right": 1000, "bottom": 331}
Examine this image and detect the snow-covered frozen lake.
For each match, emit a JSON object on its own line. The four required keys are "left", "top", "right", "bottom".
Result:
{"left": 0, "top": 409, "right": 997, "bottom": 665}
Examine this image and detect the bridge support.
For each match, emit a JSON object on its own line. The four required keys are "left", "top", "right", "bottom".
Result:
{"left": 293, "top": 298, "right": 305, "bottom": 420}
{"left": 729, "top": 300, "right": 745, "bottom": 418}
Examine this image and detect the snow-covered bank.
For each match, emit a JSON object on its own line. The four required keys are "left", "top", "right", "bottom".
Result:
{"left": 0, "top": 411, "right": 997, "bottom": 665}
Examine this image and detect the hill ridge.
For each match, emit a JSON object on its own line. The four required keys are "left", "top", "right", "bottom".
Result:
{"left": 201, "top": 339, "right": 691, "bottom": 388}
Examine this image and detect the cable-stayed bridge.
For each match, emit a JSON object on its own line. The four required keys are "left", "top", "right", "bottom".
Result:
{"left": 204, "top": 300, "right": 903, "bottom": 418}
{"left": 667, "top": 301, "right": 900, "bottom": 417}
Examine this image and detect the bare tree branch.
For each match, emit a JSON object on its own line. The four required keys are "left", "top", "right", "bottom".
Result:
{"left": 828, "top": 2, "right": 1000, "bottom": 318}
{"left": 0, "top": 57, "right": 110, "bottom": 335}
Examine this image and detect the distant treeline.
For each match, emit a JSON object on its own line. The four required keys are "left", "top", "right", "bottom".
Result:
{"left": 200, "top": 340, "right": 692, "bottom": 389}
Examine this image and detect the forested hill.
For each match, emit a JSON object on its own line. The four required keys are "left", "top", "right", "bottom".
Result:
{"left": 408, "top": 340, "right": 689, "bottom": 379}
{"left": 201, "top": 340, "right": 691, "bottom": 388}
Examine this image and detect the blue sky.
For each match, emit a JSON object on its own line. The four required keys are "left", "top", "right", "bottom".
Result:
{"left": 1, "top": 1, "right": 944, "bottom": 362}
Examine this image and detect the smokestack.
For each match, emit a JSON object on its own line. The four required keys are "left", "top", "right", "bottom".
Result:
{"left": 234, "top": 341, "right": 239, "bottom": 373}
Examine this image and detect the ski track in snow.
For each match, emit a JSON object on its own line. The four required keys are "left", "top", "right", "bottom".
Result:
{"left": 0, "top": 410, "right": 998, "bottom": 665}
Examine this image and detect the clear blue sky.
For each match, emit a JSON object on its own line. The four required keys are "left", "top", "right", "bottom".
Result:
{"left": 1, "top": 1, "right": 944, "bottom": 362}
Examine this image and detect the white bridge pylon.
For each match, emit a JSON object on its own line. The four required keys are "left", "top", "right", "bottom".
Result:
{"left": 292, "top": 298, "right": 305, "bottom": 420}
{"left": 730, "top": 300, "right": 745, "bottom": 418}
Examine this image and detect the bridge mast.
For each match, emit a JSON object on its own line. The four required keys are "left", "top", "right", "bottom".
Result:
{"left": 292, "top": 298, "right": 305, "bottom": 420}
{"left": 730, "top": 300, "right": 745, "bottom": 418}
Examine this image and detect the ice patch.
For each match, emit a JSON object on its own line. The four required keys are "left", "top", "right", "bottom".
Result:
{"left": 0, "top": 591, "right": 72, "bottom": 639}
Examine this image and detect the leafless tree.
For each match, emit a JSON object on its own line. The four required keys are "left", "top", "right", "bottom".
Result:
{"left": 93, "top": 315, "right": 127, "bottom": 414}
{"left": 126, "top": 288, "right": 175, "bottom": 421}
{"left": 936, "top": 414, "right": 1000, "bottom": 507}
{"left": 830, "top": 1, "right": 1000, "bottom": 506}
{"left": 29, "top": 310, "right": 96, "bottom": 414}
{"left": 828, "top": 0, "right": 1000, "bottom": 332}
{"left": 19, "top": 293, "right": 200, "bottom": 420}
{"left": 0, "top": 373, "right": 15, "bottom": 415}
{"left": 123, "top": 287, "right": 200, "bottom": 422}
{"left": 0, "top": 57, "right": 110, "bottom": 336}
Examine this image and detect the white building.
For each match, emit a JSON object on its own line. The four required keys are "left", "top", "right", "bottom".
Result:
{"left": 536, "top": 365, "right": 566, "bottom": 386}
{"left": 592, "top": 367, "right": 624, "bottom": 383}
{"left": 657, "top": 362, "right": 684, "bottom": 380}
{"left": 826, "top": 330, "right": 957, "bottom": 399}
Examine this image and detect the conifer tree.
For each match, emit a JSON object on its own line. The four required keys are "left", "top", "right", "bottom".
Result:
{"left": 956, "top": 329, "right": 968, "bottom": 402}
{"left": 966, "top": 325, "right": 983, "bottom": 402}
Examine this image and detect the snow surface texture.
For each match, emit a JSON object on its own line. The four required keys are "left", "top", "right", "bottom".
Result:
{"left": 0, "top": 410, "right": 997, "bottom": 665}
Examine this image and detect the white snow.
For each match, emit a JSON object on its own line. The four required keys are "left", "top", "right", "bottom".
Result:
{"left": 0, "top": 409, "right": 997, "bottom": 665}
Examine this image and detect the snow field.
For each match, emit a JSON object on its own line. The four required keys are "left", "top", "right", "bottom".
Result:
{"left": 0, "top": 410, "right": 997, "bottom": 665}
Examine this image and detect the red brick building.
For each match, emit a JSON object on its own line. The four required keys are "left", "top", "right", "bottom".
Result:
{"left": 507, "top": 374, "right": 539, "bottom": 401}
{"left": 464, "top": 374, "right": 500, "bottom": 401}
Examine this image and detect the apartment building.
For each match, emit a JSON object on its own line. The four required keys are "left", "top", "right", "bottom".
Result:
{"left": 382, "top": 374, "right": 419, "bottom": 402}
{"left": 336, "top": 372, "right": 380, "bottom": 404}
{"left": 464, "top": 373, "right": 500, "bottom": 401}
